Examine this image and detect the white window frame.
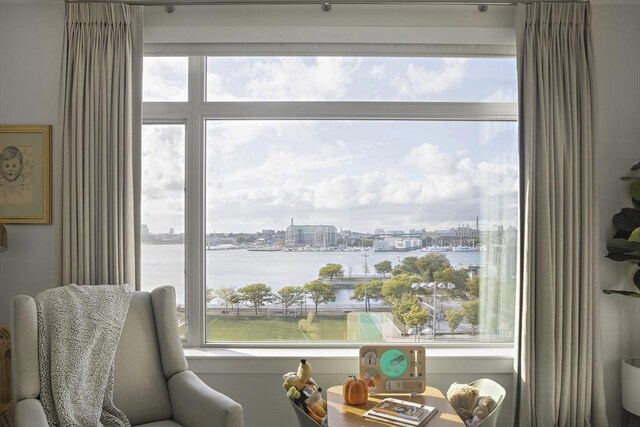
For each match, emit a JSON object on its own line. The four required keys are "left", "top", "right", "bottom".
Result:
{"left": 142, "top": 46, "right": 518, "bottom": 349}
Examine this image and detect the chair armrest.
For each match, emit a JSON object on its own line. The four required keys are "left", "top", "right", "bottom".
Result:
{"left": 15, "top": 399, "right": 48, "bottom": 427}
{"left": 168, "top": 370, "right": 243, "bottom": 427}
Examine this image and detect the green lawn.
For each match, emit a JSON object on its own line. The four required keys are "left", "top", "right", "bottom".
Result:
{"left": 205, "top": 312, "right": 384, "bottom": 342}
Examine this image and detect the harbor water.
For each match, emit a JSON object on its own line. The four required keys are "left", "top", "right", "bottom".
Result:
{"left": 141, "top": 245, "right": 482, "bottom": 306}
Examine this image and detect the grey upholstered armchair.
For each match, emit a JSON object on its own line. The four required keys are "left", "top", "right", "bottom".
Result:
{"left": 11, "top": 286, "right": 243, "bottom": 427}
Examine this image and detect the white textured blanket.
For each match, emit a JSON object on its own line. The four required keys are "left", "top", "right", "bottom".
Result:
{"left": 36, "top": 284, "right": 132, "bottom": 427}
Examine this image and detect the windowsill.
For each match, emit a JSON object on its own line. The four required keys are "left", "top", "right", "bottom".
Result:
{"left": 185, "top": 346, "right": 515, "bottom": 375}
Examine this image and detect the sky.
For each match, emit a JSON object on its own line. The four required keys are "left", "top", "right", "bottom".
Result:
{"left": 141, "top": 56, "right": 518, "bottom": 235}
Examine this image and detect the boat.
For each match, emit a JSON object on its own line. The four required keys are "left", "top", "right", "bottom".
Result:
{"left": 451, "top": 245, "right": 480, "bottom": 252}
{"left": 206, "top": 244, "right": 242, "bottom": 251}
{"left": 421, "top": 245, "right": 452, "bottom": 252}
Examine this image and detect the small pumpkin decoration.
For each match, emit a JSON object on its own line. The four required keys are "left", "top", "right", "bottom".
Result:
{"left": 343, "top": 375, "right": 368, "bottom": 405}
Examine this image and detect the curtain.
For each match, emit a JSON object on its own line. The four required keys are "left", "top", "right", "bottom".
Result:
{"left": 61, "top": 3, "right": 143, "bottom": 288}
{"left": 515, "top": 3, "right": 608, "bottom": 426}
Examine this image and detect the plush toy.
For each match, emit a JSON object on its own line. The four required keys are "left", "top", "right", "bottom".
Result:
{"left": 284, "top": 359, "right": 328, "bottom": 426}
{"left": 446, "top": 382, "right": 480, "bottom": 421}
{"left": 283, "top": 359, "right": 320, "bottom": 392}
{"left": 306, "top": 389, "right": 327, "bottom": 418}
{"left": 465, "top": 396, "right": 498, "bottom": 427}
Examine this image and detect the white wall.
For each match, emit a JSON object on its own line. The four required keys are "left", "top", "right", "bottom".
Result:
{"left": 592, "top": 4, "right": 640, "bottom": 426}
{"left": 0, "top": 2, "right": 64, "bottom": 326}
{"left": 1, "top": 3, "right": 639, "bottom": 427}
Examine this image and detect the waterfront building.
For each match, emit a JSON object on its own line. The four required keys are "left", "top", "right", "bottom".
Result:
{"left": 373, "top": 237, "right": 422, "bottom": 252}
{"left": 285, "top": 221, "right": 337, "bottom": 248}
{"left": 426, "top": 224, "right": 480, "bottom": 246}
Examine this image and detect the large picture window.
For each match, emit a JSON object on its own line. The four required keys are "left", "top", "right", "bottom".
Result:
{"left": 142, "top": 54, "right": 518, "bottom": 346}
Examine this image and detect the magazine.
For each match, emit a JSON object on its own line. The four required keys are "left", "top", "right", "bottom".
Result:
{"left": 363, "top": 411, "right": 417, "bottom": 427}
{"left": 363, "top": 397, "right": 437, "bottom": 426}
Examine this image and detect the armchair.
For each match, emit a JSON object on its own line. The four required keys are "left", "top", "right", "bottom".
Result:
{"left": 11, "top": 286, "right": 243, "bottom": 427}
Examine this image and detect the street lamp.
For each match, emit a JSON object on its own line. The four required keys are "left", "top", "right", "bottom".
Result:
{"left": 362, "top": 253, "right": 369, "bottom": 312}
{"left": 410, "top": 282, "right": 422, "bottom": 341}
{"left": 425, "top": 282, "right": 455, "bottom": 341}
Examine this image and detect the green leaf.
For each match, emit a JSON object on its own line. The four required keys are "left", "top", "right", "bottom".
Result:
{"left": 630, "top": 227, "right": 640, "bottom": 243}
{"left": 620, "top": 176, "right": 640, "bottom": 181}
{"left": 603, "top": 289, "right": 640, "bottom": 298}
{"left": 612, "top": 208, "right": 640, "bottom": 231}
{"left": 631, "top": 181, "right": 640, "bottom": 202}
{"left": 607, "top": 238, "right": 640, "bottom": 253}
{"left": 614, "top": 229, "right": 632, "bottom": 239}
{"left": 606, "top": 253, "right": 640, "bottom": 262}
{"left": 635, "top": 270, "right": 640, "bottom": 290}
{"left": 631, "top": 161, "right": 640, "bottom": 171}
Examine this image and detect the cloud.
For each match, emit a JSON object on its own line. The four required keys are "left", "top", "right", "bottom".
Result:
{"left": 245, "top": 57, "right": 359, "bottom": 100}
{"left": 394, "top": 58, "right": 467, "bottom": 97}
{"left": 221, "top": 145, "right": 360, "bottom": 186}
{"left": 145, "top": 126, "right": 518, "bottom": 233}
{"left": 369, "top": 65, "right": 386, "bottom": 80}
{"left": 206, "top": 121, "right": 269, "bottom": 156}
{"left": 482, "top": 87, "right": 516, "bottom": 103}
{"left": 404, "top": 143, "right": 455, "bottom": 176}
{"left": 143, "top": 57, "right": 188, "bottom": 102}
{"left": 141, "top": 125, "right": 186, "bottom": 233}
{"left": 207, "top": 141, "right": 516, "bottom": 213}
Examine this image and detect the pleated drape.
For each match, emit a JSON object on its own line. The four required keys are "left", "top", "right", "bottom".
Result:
{"left": 61, "top": 3, "right": 143, "bottom": 288}
{"left": 515, "top": 3, "right": 608, "bottom": 426}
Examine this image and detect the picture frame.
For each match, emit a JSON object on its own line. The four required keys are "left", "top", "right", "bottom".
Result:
{"left": 0, "top": 125, "right": 51, "bottom": 224}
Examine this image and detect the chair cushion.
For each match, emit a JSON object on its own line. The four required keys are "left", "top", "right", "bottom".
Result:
{"left": 114, "top": 292, "right": 172, "bottom": 425}
{"left": 135, "top": 420, "right": 182, "bottom": 427}
{"left": 11, "top": 296, "right": 40, "bottom": 400}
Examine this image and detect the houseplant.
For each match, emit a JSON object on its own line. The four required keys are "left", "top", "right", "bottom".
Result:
{"left": 603, "top": 161, "right": 640, "bottom": 422}
{"left": 603, "top": 161, "right": 640, "bottom": 298}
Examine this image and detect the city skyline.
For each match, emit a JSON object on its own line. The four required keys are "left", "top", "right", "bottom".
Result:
{"left": 141, "top": 220, "right": 516, "bottom": 237}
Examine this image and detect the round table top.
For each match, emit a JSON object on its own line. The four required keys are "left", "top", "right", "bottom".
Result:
{"left": 326, "top": 385, "right": 465, "bottom": 427}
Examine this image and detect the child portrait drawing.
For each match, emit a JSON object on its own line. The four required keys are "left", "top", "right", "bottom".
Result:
{"left": 0, "top": 145, "right": 34, "bottom": 204}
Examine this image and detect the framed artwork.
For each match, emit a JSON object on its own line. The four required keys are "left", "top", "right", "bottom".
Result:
{"left": 0, "top": 125, "right": 51, "bottom": 224}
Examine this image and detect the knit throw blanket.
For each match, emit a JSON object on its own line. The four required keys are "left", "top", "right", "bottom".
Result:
{"left": 36, "top": 284, "right": 132, "bottom": 427}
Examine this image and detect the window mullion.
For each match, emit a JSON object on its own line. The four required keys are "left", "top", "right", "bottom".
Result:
{"left": 197, "top": 101, "right": 517, "bottom": 121}
{"left": 184, "top": 56, "right": 206, "bottom": 347}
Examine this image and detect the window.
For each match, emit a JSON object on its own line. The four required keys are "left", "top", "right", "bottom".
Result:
{"left": 141, "top": 123, "right": 187, "bottom": 337}
{"left": 142, "top": 54, "right": 518, "bottom": 347}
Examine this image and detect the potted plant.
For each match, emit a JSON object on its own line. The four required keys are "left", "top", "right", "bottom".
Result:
{"left": 603, "top": 161, "right": 640, "bottom": 423}
{"left": 604, "top": 161, "right": 640, "bottom": 297}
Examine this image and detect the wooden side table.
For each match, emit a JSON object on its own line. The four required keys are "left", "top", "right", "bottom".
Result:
{"left": 326, "top": 385, "right": 465, "bottom": 427}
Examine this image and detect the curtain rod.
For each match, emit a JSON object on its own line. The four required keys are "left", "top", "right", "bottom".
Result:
{"left": 67, "top": 0, "right": 578, "bottom": 6}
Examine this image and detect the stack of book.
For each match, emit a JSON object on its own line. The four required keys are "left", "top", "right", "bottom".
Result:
{"left": 363, "top": 397, "right": 438, "bottom": 426}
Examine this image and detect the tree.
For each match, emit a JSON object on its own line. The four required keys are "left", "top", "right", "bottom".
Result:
{"left": 213, "top": 287, "right": 237, "bottom": 312}
{"left": 275, "top": 286, "right": 304, "bottom": 316}
{"left": 416, "top": 253, "right": 451, "bottom": 280}
{"left": 318, "top": 263, "right": 344, "bottom": 282}
{"left": 351, "top": 279, "right": 383, "bottom": 311}
{"left": 445, "top": 309, "right": 464, "bottom": 338}
{"left": 304, "top": 279, "right": 336, "bottom": 314}
{"left": 404, "top": 304, "right": 430, "bottom": 341}
{"left": 434, "top": 267, "right": 470, "bottom": 297}
{"left": 392, "top": 257, "right": 420, "bottom": 276}
{"left": 381, "top": 274, "right": 420, "bottom": 303}
{"left": 238, "top": 283, "right": 274, "bottom": 315}
{"left": 462, "top": 300, "right": 479, "bottom": 335}
{"left": 374, "top": 260, "right": 393, "bottom": 277}
{"left": 466, "top": 276, "right": 480, "bottom": 298}
{"left": 229, "top": 291, "right": 241, "bottom": 315}
{"left": 206, "top": 287, "right": 215, "bottom": 304}
{"left": 390, "top": 294, "right": 424, "bottom": 334}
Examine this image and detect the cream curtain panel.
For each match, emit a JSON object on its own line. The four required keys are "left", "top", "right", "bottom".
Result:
{"left": 515, "top": 3, "right": 608, "bottom": 426}
{"left": 61, "top": 3, "right": 143, "bottom": 288}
